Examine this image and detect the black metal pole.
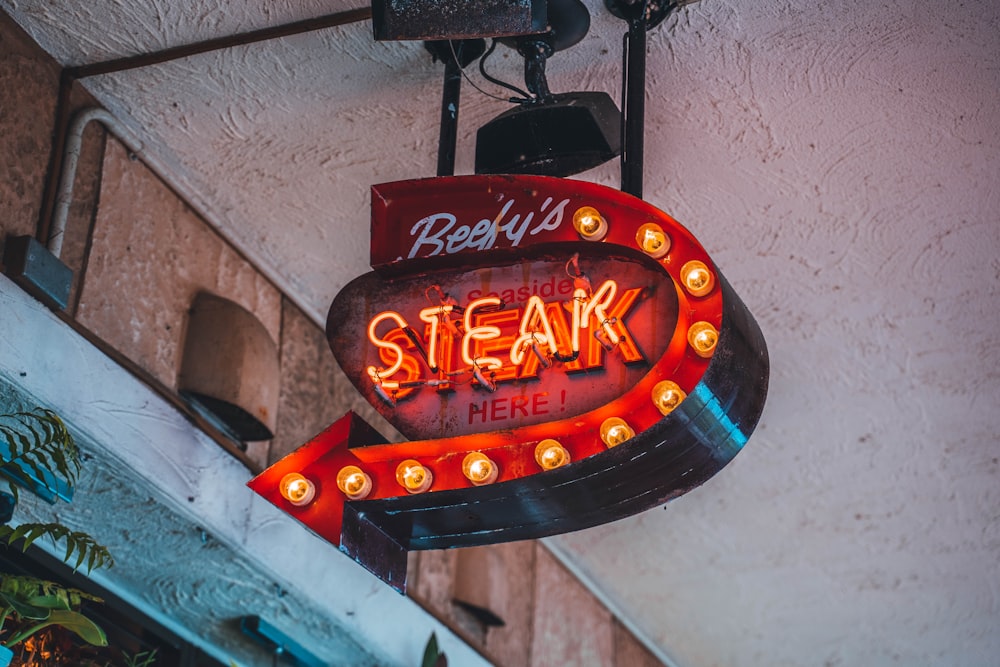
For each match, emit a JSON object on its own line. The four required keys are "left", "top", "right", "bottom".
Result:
{"left": 425, "top": 39, "right": 485, "bottom": 177}
{"left": 437, "top": 55, "right": 462, "bottom": 176}
{"left": 621, "top": 16, "right": 646, "bottom": 198}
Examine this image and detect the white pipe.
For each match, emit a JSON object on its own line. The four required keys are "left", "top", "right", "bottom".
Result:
{"left": 46, "top": 105, "right": 326, "bottom": 326}
{"left": 47, "top": 107, "right": 144, "bottom": 259}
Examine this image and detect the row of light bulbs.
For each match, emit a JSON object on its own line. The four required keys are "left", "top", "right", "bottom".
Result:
{"left": 572, "top": 206, "right": 715, "bottom": 298}
{"left": 275, "top": 207, "right": 718, "bottom": 508}
{"left": 574, "top": 205, "right": 720, "bottom": 359}
{"left": 278, "top": 379, "right": 693, "bottom": 507}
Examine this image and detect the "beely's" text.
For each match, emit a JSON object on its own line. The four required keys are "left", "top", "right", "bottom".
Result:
{"left": 406, "top": 196, "right": 571, "bottom": 259}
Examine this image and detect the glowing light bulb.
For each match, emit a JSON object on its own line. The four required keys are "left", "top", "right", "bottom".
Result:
{"left": 462, "top": 452, "right": 499, "bottom": 486}
{"left": 336, "top": 465, "right": 372, "bottom": 501}
{"left": 395, "top": 459, "right": 433, "bottom": 494}
{"left": 279, "top": 473, "right": 315, "bottom": 507}
{"left": 651, "top": 380, "right": 687, "bottom": 416}
{"left": 572, "top": 206, "right": 608, "bottom": 241}
{"left": 636, "top": 223, "right": 670, "bottom": 259}
{"left": 688, "top": 321, "right": 718, "bottom": 358}
{"left": 600, "top": 417, "right": 634, "bottom": 448}
{"left": 681, "top": 260, "right": 715, "bottom": 297}
{"left": 534, "top": 439, "right": 570, "bottom": 471}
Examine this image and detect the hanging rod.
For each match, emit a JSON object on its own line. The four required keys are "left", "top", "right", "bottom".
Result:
{"left": 66, "top": 7, "right": 372, "bottom": 79}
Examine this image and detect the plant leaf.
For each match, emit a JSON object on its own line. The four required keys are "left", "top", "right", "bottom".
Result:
{"left": 0, "top": 591, "right": 51, "bottom": 621}
{"left": 0, "top": 409, "right": 82, "bottom": 497}
{"left": 49, "top": 609, "right": 107, "bottom": 645}
{"left": 24, "top": 594, "right": 70, "bottom": 611}
{"left": 422, "top": 632, "right": 445, "bottom": 667}
{"left": 4, "top": 525, "right": 30, "bottom": 546}
{"left": 0, "top": 523, "right": 114, "bottom": 572}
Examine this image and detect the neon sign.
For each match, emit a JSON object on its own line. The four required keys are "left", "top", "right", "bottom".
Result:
{"left": 366, "top": 278, "right": 629, "bottom": 393}
{"left": 249, "top": 175, "right": 769, "bottom": 593}
{"left": 328, "top": 251, "right": 673, "bottom": 437}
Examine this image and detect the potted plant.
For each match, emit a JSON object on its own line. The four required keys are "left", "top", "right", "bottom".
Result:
{"left": 0, "top": 409, "right": 113, "bottom": 666}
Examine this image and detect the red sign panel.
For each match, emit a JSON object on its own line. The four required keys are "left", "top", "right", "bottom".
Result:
{"left": 327, "top": 252, "right": 678, "bottom": 439}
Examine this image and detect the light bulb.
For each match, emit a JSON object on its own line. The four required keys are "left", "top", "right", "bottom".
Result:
{"left": 651, "top": 380, "right": 687, "bottom": 416}
{"left": 534, "top": 439, "right": 570, "bottom": 471}
{"left": 636, "top": 223, "right": 670, "bottom": 259}
{"left": 688, "top": 321, "right": 718, "bottom": 358}
{"left": 600, "top": 417, "right": 634, "bottom": 448}
{"left": 681, "top": 260, "right": 715, "bottom": 297}
{"left": 572, "top": 206, "right": 608, "bottom": 241}
{"left": 279, "top": 472, "right": 315, "bottom": 507}
{"left": 395, "top": 459, "right": 433, "bottom": 494}
{"left": 336, "top": 465, "right": 372, "bottom": 501}
{"left": 462, "top": 452, "right": 499, "bottom": 485}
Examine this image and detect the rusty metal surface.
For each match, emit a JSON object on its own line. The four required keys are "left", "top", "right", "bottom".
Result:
{"left": 341, "top": 503, "right": 408, "bottom": 593}
{"left": 372, "top": 0, "right": 547, "bottom": 41}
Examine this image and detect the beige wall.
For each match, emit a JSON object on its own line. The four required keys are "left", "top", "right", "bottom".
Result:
{"left": 0, "top": 11, "right": 664, "bottom": 666}
{"left": 411, "top": 543, "right": 663, "bottom": 667}
{"left": 77, "top": 139, "right": 283, "bottom": 391}
{"left": 0, "top": 15, "right": 58, "bottom": 242}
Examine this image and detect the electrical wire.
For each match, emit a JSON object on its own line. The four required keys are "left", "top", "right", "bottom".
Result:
{"left": 478, "top": 39, "right": 532, "bottom": 100}
{"left": 447, "top": 39, "right": 529, "bottom": 104}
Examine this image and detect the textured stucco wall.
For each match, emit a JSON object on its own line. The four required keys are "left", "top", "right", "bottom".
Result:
{"left": 411, "top": 543, "right": 663, "bottom": 667}
{"left": 272, "top": 295, "right": 403, "bottom": 464}
{"left": 549, "top": 3, "right": 1000, "bottom": 667}
{"left": 0, "top": 13, "right": 105, "bottom": 309}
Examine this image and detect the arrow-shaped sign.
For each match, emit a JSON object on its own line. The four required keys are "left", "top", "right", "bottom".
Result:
{"left": 249, "top": 175, "right": 769, "bottom": 592}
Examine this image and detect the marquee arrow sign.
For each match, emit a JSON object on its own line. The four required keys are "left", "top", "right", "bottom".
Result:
{"left": 248, "top": 175, "right": 769, "bottom": 592}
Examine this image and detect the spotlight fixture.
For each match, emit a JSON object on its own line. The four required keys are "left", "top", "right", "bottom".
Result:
{"left": 475, "top": 0, "right": 623, "bottom": 177}
{"left": 475, "top": 92, "right": 622, "bottom": 177}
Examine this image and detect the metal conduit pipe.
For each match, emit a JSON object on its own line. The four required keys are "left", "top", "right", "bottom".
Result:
{"left": 45, "top": 104, "right": 325, "bottom": 327}
{"left": 47, "top": 107, "right": 144, "bottom": 259}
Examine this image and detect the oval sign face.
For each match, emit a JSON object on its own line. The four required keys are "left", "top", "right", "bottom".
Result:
{"left": 327, "top": 247, "right": 678, "bottom": 440}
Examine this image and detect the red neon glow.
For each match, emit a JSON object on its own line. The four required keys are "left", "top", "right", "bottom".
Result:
{"left": 462, "top": 296, "right": 505, "bottom": 371}
{"left": 368, "top": 310, "right": 409, "bottom": 387}
{"left": 364, "top": 279, "right": 633, "bottom": 401}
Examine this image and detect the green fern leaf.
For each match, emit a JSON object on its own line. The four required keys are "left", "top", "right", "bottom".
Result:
{"left": 0, "top": 523, "right": 114, "bottom": 572}
{"left": 0, "top": 409, "right": 82, "bottom": 498}
{"left": 5, "top": 524, "right": 31, "bottom": 546}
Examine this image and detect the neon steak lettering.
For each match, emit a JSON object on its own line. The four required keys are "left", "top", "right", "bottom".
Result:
{"left": 365, "top": 280, "right": 644, "bottom": 400}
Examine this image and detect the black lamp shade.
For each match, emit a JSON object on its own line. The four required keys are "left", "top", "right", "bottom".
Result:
{"left": 475, "top": 91, "right": 622, "bottom": 177}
